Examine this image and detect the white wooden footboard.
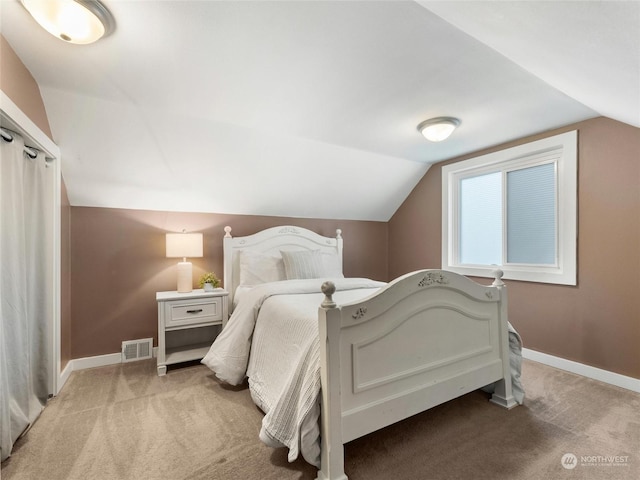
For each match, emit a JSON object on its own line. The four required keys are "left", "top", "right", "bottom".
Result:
{"left": 316, "top": 269, "right": 516, "bottom": 480}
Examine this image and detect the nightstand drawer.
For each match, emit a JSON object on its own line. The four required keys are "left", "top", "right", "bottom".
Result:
{"left": 166, "top": 299, "right": 222, "bottom": 328}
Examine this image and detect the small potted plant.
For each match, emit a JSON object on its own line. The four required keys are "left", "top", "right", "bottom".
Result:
{"left": 198, "top": 272, "right": 220, "bottom": 292}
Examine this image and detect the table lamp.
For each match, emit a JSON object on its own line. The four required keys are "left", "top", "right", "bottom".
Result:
{"left": 166, "top": 231, "right": 203, "bottom": 293}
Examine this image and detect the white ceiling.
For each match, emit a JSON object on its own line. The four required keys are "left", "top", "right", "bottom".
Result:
{"left": 1, "top": 1, "right": 638, "bottom": 221}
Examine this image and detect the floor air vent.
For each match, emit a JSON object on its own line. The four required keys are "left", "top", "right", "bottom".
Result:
{"left": 121, "top": 338, "right": 153, "bottom": 363}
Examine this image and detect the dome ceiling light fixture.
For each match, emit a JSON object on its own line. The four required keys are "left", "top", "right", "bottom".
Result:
{"left": 20, "top": 0, "right": 115, "bottom": 45}
{"left": 417, "top": 117, "right": 461, "bottom": 142}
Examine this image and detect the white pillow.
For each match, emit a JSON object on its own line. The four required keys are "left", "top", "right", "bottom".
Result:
{"left": 281, "top": 249, "right": 325, "bottom": 279}
{"left": 239, "top": 250, "right": 286, "bottom": 285}
{"left": 322, "top": 252, "right": 344, "bottom": 278}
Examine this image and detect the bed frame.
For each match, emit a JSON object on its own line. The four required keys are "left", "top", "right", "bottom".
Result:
{"left": 223, "top": 225, "right": 343, "bottom": 310}
{"left": 223, "top": 225, "right": 517, "bottom": 480}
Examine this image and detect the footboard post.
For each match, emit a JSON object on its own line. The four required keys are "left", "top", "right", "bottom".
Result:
{"left": 316, "top": 282, "right": 348, "bottom": 480}
{"left": 489, "top": 270, "right": 518, "bottom": 409}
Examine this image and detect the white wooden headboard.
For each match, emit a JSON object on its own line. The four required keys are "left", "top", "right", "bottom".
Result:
{"left": 223, "top": 225, "right": 343, "bottom": 309}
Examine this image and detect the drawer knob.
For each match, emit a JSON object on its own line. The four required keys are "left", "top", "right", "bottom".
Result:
{"left": 186, "top": 309, "right": 203, "bottom": 314}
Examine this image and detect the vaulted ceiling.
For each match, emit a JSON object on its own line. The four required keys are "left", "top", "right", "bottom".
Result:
{"left": 1, "top": 1, "right": 638, "bottom": 221}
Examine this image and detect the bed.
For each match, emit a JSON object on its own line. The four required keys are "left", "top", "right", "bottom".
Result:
{"left": 202, "top": 225, "right": 523, "bottom": 480}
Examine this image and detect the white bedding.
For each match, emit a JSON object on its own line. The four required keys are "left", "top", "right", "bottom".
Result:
{"left": 201, "top": 277, "right": 525, "bottom": 467}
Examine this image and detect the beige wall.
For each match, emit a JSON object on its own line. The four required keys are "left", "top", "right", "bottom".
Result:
{"left": 0, "top": 35, "right": 52, "bottom": 139}
{"left": 389, "top": 117, "right": 640, "bottom": 379}
{"left": 69, "top": 208, "right": 388, "bottom": 358}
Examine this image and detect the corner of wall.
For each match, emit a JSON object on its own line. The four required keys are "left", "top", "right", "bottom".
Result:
{"left": 0, "top": 34, "right": 53, "bottom": 140}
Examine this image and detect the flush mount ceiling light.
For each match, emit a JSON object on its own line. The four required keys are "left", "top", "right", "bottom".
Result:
{"left": 417, "top": 117, "right": 461, "bottom": 142}
{"left": 20, "top": 0, "right": 115, "bottom": 45}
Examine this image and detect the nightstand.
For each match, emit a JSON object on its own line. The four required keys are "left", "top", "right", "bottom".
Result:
{"left": 156, "top": 289, "right": 229, "bottom": 376}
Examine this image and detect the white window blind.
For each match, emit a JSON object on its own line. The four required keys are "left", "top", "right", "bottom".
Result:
{"left": 507, "top": 163, "right": 557, "bottom": 265}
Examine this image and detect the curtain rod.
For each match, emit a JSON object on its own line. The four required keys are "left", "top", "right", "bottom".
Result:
{"left": 1, "top": 127, "right": 41, "bottom": 160}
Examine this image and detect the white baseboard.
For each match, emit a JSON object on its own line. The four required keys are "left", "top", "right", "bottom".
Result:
{"left": 522, "top": 348, "right": 640, "bottom": 394}
{"left": 55, "top": 347, "right": 160, "bottom": 394}
{"left": 53, "top": 353, "right": 121, "bottom": 395}
{"left": 57, "top": 361, "right": 74, "bottom": 395}
{"left": 72, "top": 352, "right": 123, "bottom": 370}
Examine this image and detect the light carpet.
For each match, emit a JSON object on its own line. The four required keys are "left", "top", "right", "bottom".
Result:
{"left": 1, "top": 359, "right": 638, "bottom": 480}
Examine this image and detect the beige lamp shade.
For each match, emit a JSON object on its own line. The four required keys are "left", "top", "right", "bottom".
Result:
{"left": 166, "top": 232, "right": 203, "bottom": 293}
{"left": 166, "top": 233, "right": 203, "bottom": 259}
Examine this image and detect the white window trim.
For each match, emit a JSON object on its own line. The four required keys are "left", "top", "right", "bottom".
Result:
{"left": 442, "top": 130, "right": 577, "bottom": 285}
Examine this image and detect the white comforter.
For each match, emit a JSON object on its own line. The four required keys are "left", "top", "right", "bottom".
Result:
{"left": 201, "top": 278, "right": 384, "bottom": 465}
{"left": 201, "top": 278, "right": 525, "bottom": 468}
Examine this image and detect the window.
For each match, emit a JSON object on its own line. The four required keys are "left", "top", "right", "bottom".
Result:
{"left": 442, "top": 131, "right": 577, "bottom": 285}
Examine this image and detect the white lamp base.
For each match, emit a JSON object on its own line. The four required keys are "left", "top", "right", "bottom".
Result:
{"left": 176, "top": 261, "right": 193, "bottom": 293}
